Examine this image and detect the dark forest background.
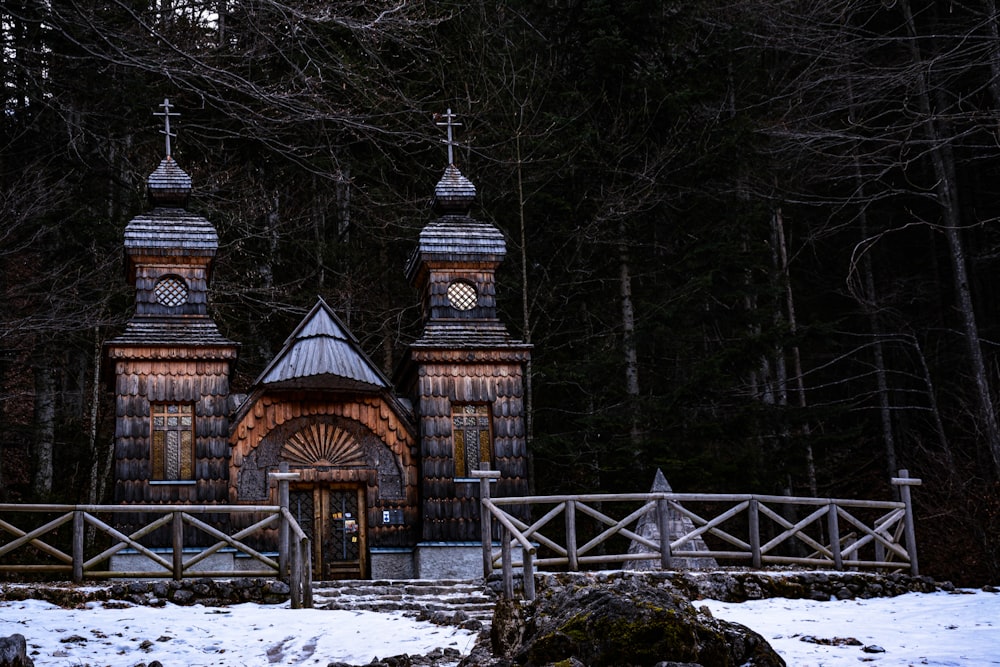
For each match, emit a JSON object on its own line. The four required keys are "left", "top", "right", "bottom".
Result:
{"left": 3, "top": 0, "right": 1000, "bottom": 585}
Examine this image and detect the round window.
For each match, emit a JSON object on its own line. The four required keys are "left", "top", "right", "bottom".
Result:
{"left": 447, "top": 280, "right": 477, "bottom": 311}
{"left": 154, "top": 276, "right": 189, "bottom": 307}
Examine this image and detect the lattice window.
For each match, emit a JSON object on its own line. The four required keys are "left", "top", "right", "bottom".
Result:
{"left": 154, "top": 276, "right": 189, "bottom": 307}
{"left": 151, "top": 404, "right": 194, "bottom": 480}
{"left": 452, "top": 404, "right": 492, "bottom": 478}
{"left": 447, "top": 280, "right": 477, "bottom": 311}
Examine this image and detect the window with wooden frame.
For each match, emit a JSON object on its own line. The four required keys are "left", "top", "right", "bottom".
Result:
{"left": 452, "top": 404, "right": 493, "bottom": 478}
{"left": 151, "top": 404, "right": 195, "bottom": 481}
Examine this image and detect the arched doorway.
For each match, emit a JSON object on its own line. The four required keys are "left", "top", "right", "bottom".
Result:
{"left": 281, "top": 421, "right": 370, "bottom": 579}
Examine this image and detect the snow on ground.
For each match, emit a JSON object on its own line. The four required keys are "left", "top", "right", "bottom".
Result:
{"left": 703, "top": 589, "right": 1000, "bottom": 666}
{"left": 1, "top": 588, "right": 998, "bottom": 666}
{"left": 0, "top": 598, "right": 478, "bottom": 666}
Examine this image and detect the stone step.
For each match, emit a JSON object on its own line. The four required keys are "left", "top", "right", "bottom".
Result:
{"left": 309, "top": 578, "right": 496, "bottom": 627}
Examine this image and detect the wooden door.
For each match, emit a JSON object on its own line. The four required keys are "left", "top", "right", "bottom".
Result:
{"left": 289, "top": 484, "right": 367, "bottom": 580}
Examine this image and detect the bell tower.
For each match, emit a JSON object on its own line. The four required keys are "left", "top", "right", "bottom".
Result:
{"left": 401, "top": 110, "right": 531, "bottom": 578}
{"left": 105, "top": 99, "right": 237, "bottom": 505}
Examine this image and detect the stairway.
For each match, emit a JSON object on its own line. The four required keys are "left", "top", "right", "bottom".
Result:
{"left": 310, "top": 578, "right": 497, "bottom": 629}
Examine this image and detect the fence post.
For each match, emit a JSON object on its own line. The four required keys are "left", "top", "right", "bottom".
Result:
{"left": 846, "top": 535, "right": 858, "bottom": 571}
{"left": 472, "top": 464, "right": 502, "bottom": 577}
{"left": 502, "top": 527, "right": 514, "bottom": 599}
{"left": 270, "top": 464, "right": 300, "bottom": 581}
{"left": 874, "top": 538, "right": 886, "bottom": 570}
{"left": 748, "top": 498, "right": 761, "bottom": 569}
{"left": 566, "top": 500, "right": 579, "bottom": 571}
{"left": 303, "top": 538, "right": 313, "bottom": 607}
{"left": 172, "top": 511, "right": 184, "bottom": 580}
{"left": 290, "top": 533, "right": 302, "bottom": 609}
{"left": 827, "top": 502, "right": 843, "bottom": 570}
{"left": 523, "top": 548, "right": 536, "bottom": 601}
{"left": 892, "top": 469, "right": 922, "bottom": 576}
{"left": 656, "top": 497, "right": 673, "bottom": 570}
{"left": 72, "top": 510, "right": 85, "bottom": 584}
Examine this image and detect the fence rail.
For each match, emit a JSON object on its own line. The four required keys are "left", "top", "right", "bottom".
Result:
{"left": 0, "top": 475, "right": 312, "bottom": 607}
{"left": 474, "top": 469, "right": 921, "bottom": 600}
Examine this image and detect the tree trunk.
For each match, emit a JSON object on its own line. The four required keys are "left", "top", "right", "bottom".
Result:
{"left": 31, "top": 357, "right": 56, "bottom": 499}
{"left": 899, "top": 0, "right": 1000, "bottom": 476}
{"left": 87, "top": 327, "right": 103, "bottom": 504}
{"left": 313, "top": 173, "right": 326, "bottom": 288}
{"left": 851, "top": 159, "right": 900, "bottom": 480}
{"left": 984, "top": 0, "right": 1000, "bottom": 116}
{"left": 0, "top": 353, "right": 5, "bottom": 500}
{"left": 907, "top": 332, "right": 955, "bottom": 470}
{"left": 515, "top": 128, "right": 535, "bottom": 492}
{"left": 336, "top": 163, "right": 351, "bottom": 241}
{"left": 772, "top": 207, "right": 817, "bottom": 496}
{"left": 619, "top": 221, "right": 642, "bottom": 461}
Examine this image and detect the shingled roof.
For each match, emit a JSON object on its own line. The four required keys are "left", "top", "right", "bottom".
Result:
{"left": 123, "top": 208, "right": 219, "bottom": 256}
{"left": 147, "top": 156, "right": 192, "bottom": 201}
{"left": 432, "top": 164, "right": 476, "bottom": 213}
{"left": 105, "top": 318, "right": 236, "bottom": 349}
{"left": 253, "top": 298, "right": 392, "bottom": 391}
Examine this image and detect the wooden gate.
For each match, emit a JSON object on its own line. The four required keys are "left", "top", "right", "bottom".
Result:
{"left": 289, "top": 484, "right": 366, "bottom": 580}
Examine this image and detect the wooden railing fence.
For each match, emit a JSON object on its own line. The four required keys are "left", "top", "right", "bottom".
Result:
{"left": 0, "top": 473, "right": 312, "bottom": 607}
{"left": 474, "top": 468, "right": 922, "bottom": 600}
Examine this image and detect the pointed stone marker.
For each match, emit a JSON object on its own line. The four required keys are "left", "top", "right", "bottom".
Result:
{"left": 624, "top": 469, "right": 717, "bottom": 570}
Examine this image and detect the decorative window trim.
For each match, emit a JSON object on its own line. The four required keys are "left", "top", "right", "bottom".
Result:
{"left": 451, "top": 403, "right": 493, "bottom": 479}
{"left": 151, "top": 403, "right": 195, "bottom": 481}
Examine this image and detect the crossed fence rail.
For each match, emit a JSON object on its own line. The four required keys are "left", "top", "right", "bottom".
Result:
{"left": 0, "top": 475, "right": 312, "bottom": 607}
{"left": 474, "top": 469, "right": 921, "bottom": 600}
{"left": 2, "top": 469, "right": 922, "bottom": 606}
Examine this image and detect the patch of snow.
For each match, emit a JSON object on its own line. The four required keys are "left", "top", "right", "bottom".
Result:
{"left": 703, "top": 589, "right": 1000, "bottom": 666}
{"left": 3, "top": 586, "right": 999, "bottom": 665}
{"left": 0, "top": 598, "right": 478, "bottom": 666}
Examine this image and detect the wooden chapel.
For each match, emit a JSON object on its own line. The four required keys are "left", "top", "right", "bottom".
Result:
{"left": 105, "top": 104, "right": 531, "bottom": 579}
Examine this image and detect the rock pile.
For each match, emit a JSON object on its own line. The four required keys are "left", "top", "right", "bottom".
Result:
{"left": 670, "top": 569, "right": 944, "bottom": 602}
{"left": 486, "top": 569, "right": 946, "bottom": 604}
{"left": 0, "top": 577, "right": 290, "bottom": 607}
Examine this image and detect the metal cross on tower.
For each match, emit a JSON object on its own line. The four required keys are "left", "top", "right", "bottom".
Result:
{"left": 435, "top": 108, "right": 461, "bottom": 165}
{"left": 154, "top": 98, "right": 179, "bottom": 158}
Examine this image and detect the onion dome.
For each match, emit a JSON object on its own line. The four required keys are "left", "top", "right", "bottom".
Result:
{"left": 147, "top": 156, "right": 192, "bottom": 207}
{"left": 432, "top": 164, "right": 476, "bottom": 215}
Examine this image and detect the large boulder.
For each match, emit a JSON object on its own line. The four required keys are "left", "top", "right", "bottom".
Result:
{"left": 485, "top": 572, "right": 784, "bottom": 667}
{"left": 0, "top": 634, "right": 34, "bottom": 667}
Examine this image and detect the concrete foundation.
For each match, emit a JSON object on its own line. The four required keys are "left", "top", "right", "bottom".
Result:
{"left": 108, "top": 544, "right": 504, "bottom": 580}
{"left": 414, "top": 542, "right": 486, "bottom": 579}
{"left": 370, "top": 548, "right": 416, "bottom": 579}
{"left": 108, "top": 549, "right": 276, "bottom": 575}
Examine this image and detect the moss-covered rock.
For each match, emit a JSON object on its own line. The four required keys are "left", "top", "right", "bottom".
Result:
{"left": 490, "top": 572, "right": 784, "bottom": 666}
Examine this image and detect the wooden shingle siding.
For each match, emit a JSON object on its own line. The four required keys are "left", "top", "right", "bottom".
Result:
{"left": 411, "top": 354, "right": 530, "bottom": 541}
{"left": 109, "top": 351, "right": 235, "bottom": 507}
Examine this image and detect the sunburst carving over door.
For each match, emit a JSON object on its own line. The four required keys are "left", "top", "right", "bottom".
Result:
{"left": 281, "top": 423, "right": 366, "bottom": 467}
